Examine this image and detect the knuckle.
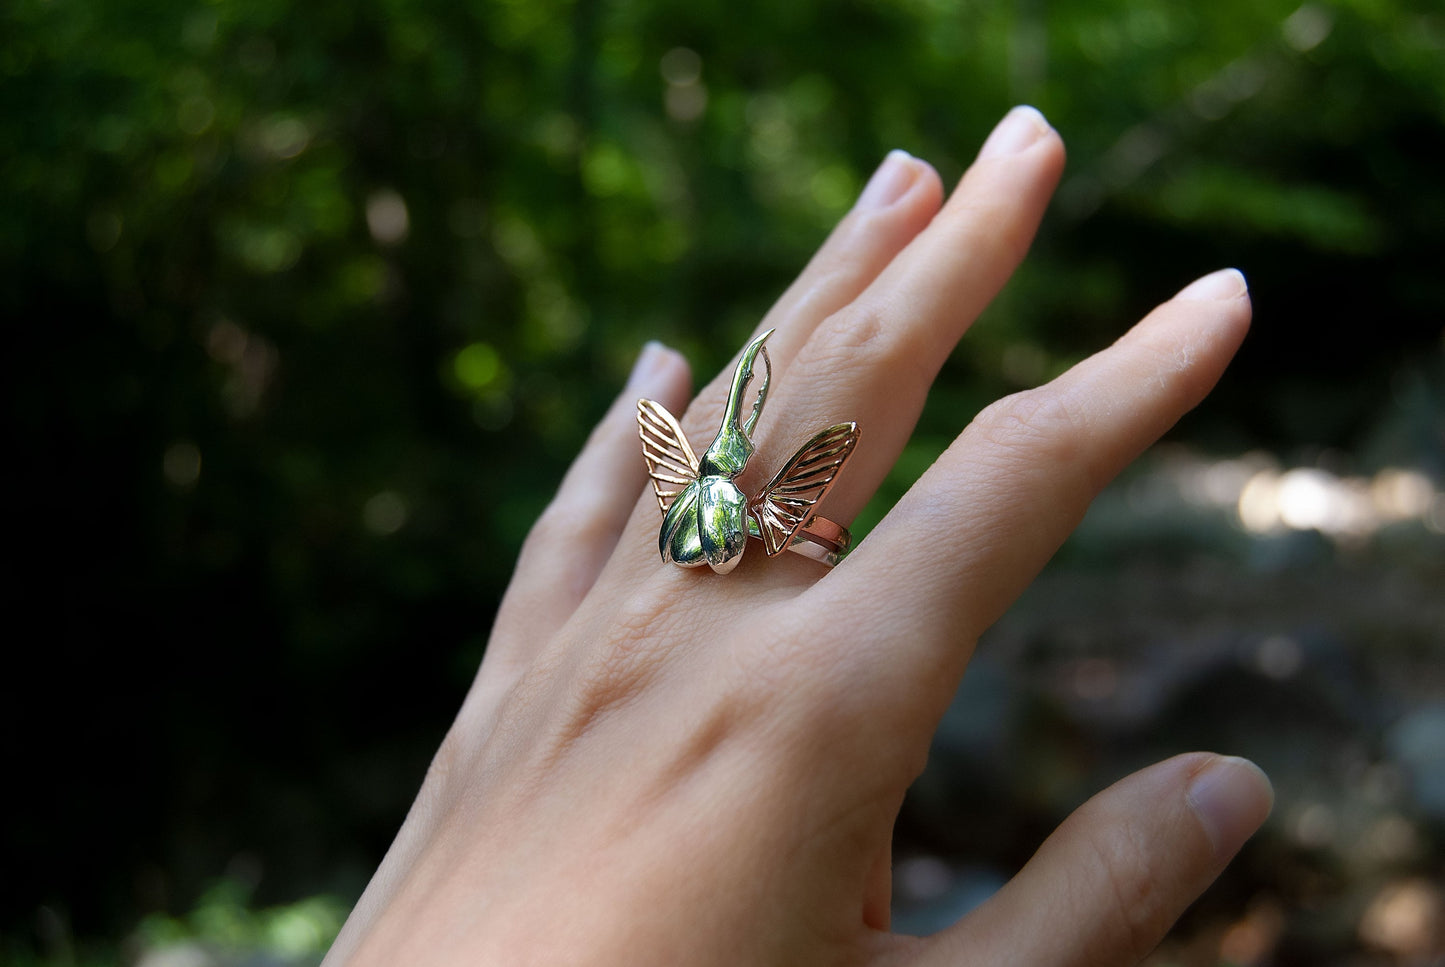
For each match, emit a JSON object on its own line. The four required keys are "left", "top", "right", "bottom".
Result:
{"left": 826, "top": 303, "right": 890, "bottom": 356}
{"left": 523, "top": 499, "right": 614, "bottom": 560}
{"left": 414, "top": 727, "right": 465, "bottom": 816}
{"left": 973, "top": 386, "right": 1084, "bottom": 443}
{"left": 808, "top": 302, "right": 931, "bottom": 386}
{"left": 785, "top": 261, "right": 854, "bottom": 322}
{"left": 966, "top": 387, "right": 1099, "bottom": 487}
{"left": 425, "top": 730, "right": 459, "bottom": 785}
{"left": 561, "top": 588, "right": 677, "bottom": 739}
{"left": 518, "top": 503, "right": 566, "bottom": 556}
{"left": 1084, "top": 821, "right": 1168, "bottom": 961}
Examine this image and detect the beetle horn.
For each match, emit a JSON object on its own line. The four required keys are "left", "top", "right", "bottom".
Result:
{"left": 731, "top": 328, "right": 773, "bottom": 439}
{"left": 699, "top": 328, "right": 774, "bottom": 478}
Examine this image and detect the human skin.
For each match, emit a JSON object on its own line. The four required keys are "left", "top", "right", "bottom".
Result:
{"left": 323, "top": 105, "right": 1273, "bottom": 967}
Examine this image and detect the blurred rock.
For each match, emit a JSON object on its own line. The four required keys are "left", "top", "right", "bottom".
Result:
{"left": 1387, "top": 703, "right": 1445, "bottom": 821}
{"left": 136, "top": 944, "right": 216, "bottom": 967}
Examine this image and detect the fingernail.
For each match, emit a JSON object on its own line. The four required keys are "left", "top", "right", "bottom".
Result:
{"left": 627, "top": 340, "right": 669, "bottom": 390}
{"left": 978, "top": 105, "right": 1051, "bottom": 159}
{"left": 1187, "top": 755, "right": 1273, "bottom": 859}
{"left": 857, "top": 150, "right": 918, "bottom": 210}
{"left": 1176, "top": 267, "right": 1248, "bottom": 302}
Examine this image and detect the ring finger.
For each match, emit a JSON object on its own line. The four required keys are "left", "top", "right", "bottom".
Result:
{"left": 675, "top": 150, "right": 945, "bottom": 448}
{"left": 603, "top": 148, "right": 947, "bottom": 577}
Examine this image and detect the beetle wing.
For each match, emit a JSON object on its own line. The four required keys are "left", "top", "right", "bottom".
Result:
{"left": 750, "top": 422, "right": 859, "bottom": 556}
{"left": 638, "top": 399, "right": 700, "bottom": 513}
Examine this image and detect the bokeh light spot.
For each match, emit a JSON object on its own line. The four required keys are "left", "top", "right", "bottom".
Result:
{"left": 259, "top": 115, "right": 310, "bottom": 160}
{"left": 809, "top": 164, "right": 857, "bottom": 216}
{"left": 582, "top": 142, "right": 630, "bottom": 197}
{"left": 362, "top": 491, "right": 409, "bottom": 536}
{"left": 163, "top": 442, "right": 202, "bottom": 489}
{"left": 1359, "top": 879, "right": 1442, "bottom": 959}
{"left": 1283, "top": 4, "right": 1334, "bottom": 52}
{"left": 659, "top": 47, "right": 702, "bottom": 86}
{"left": 366, "top": 190, "right": 410, "bottom": 245}
{"left": 454, "top": 342, "right": 502, "bottom": 391}
{"left": 177, "top": 95, "right": 215, "bottom": 136}
{"left": 87, "top": 209, "right": 123, "bottom": 253}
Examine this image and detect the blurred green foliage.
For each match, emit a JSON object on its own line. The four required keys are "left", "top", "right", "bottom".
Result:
{"left": 4, "top": 879, "right": 344, "bottom": 967}
{"left": 3, "top": 0, "right": 1442, "bottom": 960}
{"left": 131, "top": 880, "right": 344, "bottom": 966}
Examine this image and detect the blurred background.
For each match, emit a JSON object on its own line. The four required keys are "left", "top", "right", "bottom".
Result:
{"left": 3, "top": 0, "right": 1442, "bottom": 963}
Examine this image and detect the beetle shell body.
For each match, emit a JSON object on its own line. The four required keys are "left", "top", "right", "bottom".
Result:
{"left": 660, "top": 476, "right": 750, "bottom": 573}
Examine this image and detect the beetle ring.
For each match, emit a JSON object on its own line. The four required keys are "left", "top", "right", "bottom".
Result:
{"left": 637, "top": 328, "right": 859, "bottom": 573}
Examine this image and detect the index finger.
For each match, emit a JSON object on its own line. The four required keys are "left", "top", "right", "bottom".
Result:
{"left": 814, "top": 269, "right": 1253, "bottom": 726}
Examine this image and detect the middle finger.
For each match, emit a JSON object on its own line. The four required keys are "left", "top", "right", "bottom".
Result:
{"left": 744, "top": 106, "right": 1065, "bottom": 524}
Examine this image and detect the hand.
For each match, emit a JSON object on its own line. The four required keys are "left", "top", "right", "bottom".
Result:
{"left": 324, "top": 106, "right": 1272, "bottom": 967}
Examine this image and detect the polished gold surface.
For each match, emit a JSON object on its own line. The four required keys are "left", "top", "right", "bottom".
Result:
{"left": 750, "top": 420, "right": 859, "bottom": 557}
{"left": 638, "top": 399, "right": 698, "bottom": 513}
